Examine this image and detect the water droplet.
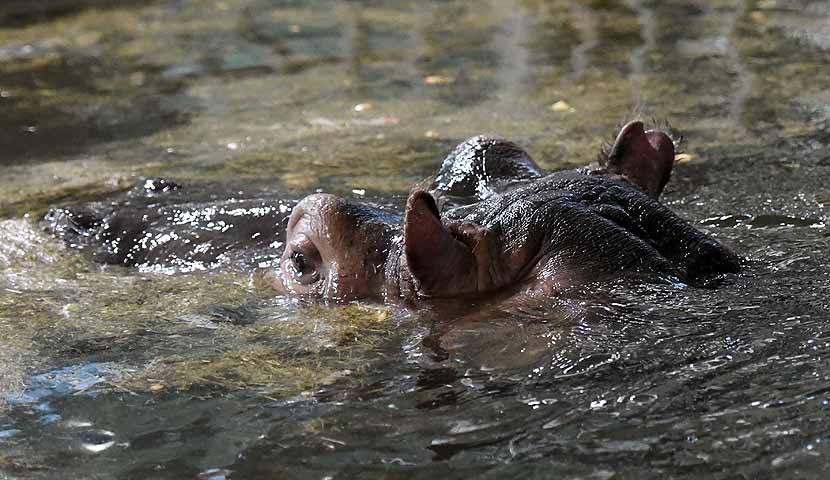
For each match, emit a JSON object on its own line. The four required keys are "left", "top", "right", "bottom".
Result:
{"left": 629, "top": 394, "right": 658, "bottom": 405}
{"left": 65, "top": 420, "right": 93, "bottom": 428}
{"left": 590, "top": 399, "right": 607, "bottom": 409}
{"left": 198, "top": 468, "right": 232, "bottom": 480}
{"left": 79, "top": 429, "right": 116, "bottom": 453}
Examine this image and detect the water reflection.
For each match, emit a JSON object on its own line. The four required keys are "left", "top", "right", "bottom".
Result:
{"left": 77, "top": 429, "right": 117, "bottom": 453}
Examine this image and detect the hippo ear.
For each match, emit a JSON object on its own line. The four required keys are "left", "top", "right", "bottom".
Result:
{"left": 403, "top": 190, "right": 479, "bottom": 296}
{"left": 605, "top": 121, "right": 675, "bottom": 198}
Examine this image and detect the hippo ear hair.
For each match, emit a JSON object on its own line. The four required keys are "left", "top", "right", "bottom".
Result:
{"left": 605, "top": 121, "right": 675, "bottom": 198}
{"left": 403, "top": 190, "right": 479, "bottom": 297}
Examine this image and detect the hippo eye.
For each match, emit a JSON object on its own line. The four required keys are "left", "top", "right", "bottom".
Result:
{"left": 288, "top": 246, "right": 321, "bottom": 285}
{"left": 291, "top": 251, "right": 307, "bottom": 271}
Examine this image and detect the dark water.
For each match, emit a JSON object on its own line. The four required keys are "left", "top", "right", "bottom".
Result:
{"left": 1, "top": 0, "right": 829, "bottom": 478}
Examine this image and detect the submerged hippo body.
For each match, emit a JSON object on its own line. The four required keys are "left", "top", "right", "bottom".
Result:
{"left": 43, "top": 179, "right": 299, "bottom": 272}
{"left": 45, "top": 121, "right": 739, "bottom": 303}
{"left": 274, "top": 121, "right": 740, "bottom": 302}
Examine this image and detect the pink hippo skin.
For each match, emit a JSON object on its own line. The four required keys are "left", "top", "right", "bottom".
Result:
{"left": 272, "top": 121, "right": 740, "bottom": 303}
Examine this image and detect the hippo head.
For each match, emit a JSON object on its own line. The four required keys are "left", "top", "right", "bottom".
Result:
{"left": 273, "top": 121, "right": 736, "bottom": 302}
{"left": 272, "top": 193, "right": 401, "bottom": 301}
{"left": 271, "top": 190, "right": 501, "bottom": 301}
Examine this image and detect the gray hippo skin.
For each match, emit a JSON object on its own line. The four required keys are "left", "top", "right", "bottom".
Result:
{"left": 272, "top": 121, "right": 740, "bottom": 302}
{"left": 43, "top": 179, "right": 298, "bottom": 272}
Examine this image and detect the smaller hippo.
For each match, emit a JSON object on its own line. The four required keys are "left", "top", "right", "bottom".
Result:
{"left": 43, "top": 179, "right": 299, "bottom": 273}
{"left": 272, "top": 121, "right": 739, "bottom": 302}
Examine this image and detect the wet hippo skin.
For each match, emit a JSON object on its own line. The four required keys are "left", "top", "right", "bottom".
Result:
{"left": 273, "top": 120, "right": 740, "bottom": 302}
{"left": 45, "top": 121, "right": 740, "bottom": 303}
{"left": 43, "top": 179, "right": 299, "bottom": 273}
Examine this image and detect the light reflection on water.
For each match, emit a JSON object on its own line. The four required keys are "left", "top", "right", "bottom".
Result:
{"left": 1, "top": 0, "right": 830, "bottom": 478}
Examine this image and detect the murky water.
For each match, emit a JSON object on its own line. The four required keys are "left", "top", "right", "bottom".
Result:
{"left": 1, "top": 0, "right": 829, "bottom": 478}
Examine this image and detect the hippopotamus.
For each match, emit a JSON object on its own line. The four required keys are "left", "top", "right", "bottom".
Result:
{"left": 43, "top": 120, "right": 740, "bottom": 303}
{"left": 272, "top": 121, "right": 740, "bottom": 302}
{"left": 43, "top": 178, "right": 299, "bottom": 273}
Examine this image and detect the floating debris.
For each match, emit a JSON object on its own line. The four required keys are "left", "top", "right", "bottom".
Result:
{"left": 550, "top": 100, "right": 574, "bottom": 113}
{"left": 423, "top": 75, "right": 454, "bottom": 85}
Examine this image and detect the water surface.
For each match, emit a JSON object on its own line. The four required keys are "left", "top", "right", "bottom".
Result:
{"left": 1, "top": 0, "right": 829, "bottom": 478}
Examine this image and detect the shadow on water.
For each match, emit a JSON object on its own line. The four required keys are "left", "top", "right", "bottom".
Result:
{"left": 1, "top": 0, "right": 830, "bottom": 478}
{"left": 0, "top": 1, "right": 160, "bottom": 28}
{"left": 0, "top": 54, "right": 193, "bottom": 165}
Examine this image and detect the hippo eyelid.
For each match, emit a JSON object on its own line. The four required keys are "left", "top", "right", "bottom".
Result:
{"left": 287, "top": 210, "right": 311, "bottom": 233}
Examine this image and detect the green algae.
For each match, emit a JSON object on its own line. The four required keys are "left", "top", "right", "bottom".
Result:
{"left": 0, "top": 212, "right": 398, "bottom": 405}
{"left": 0, "top": 176, "right": 134, "bottom": 219}
{"left": 124, "top": 303, "right": 394, "bottom": 397}
{"left": 132, "top": 345, "right": 335, "bottom": 395}
{"left": 0, "top": 218, "right": 397, "bottom": 404}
